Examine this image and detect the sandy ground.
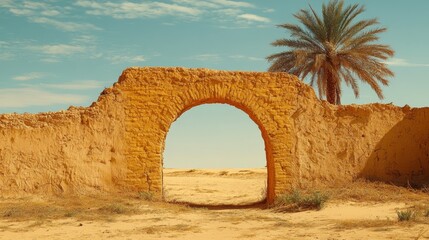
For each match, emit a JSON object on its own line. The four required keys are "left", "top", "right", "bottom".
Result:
{"left": 163, "top": 168, "right": 267, "bottom": 205}
{"left": 1, "top": 168, "right": 429, "bottom": 240}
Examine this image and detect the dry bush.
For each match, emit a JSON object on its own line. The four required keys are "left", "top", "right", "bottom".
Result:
{"left": 273, "top": 190, "right": 328, "bottom": 212}
{"left": 397, "top": 209, "right": 416, "bottom": 221}
{"left": 334, "top": 219, "right": 396, "bottom": 230}
{"left": 258, "top": 181, "right": 267, "bottom": 202}
{"left": 137, "top": 191, "right": 153, "bottom": 201}
{"left": 0, "top": 195, "right": 142, "bottom": 222}
{"left": 139, "top": 224, "right": 200, "bottom": 235}
{"left": 324, "top": 179, "right": 429, "bottom": 203}
{"left": 98, "top": 203, "right": 136, "bottom": 215}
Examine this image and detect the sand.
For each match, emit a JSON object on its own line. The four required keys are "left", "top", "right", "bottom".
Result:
{"left": 1, "top": 168, "right": 429, "bottom": 240}
{"left": 163, "top": 168, "right": 267, "bottom": 205}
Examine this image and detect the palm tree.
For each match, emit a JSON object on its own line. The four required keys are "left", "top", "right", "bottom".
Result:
{"left": 267, "top": 0, "right": 394, "bottom": 105}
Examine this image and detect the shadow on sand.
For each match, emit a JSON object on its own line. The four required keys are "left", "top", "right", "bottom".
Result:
{"left": 166, "top": 199, "right": 268, "bottom": 210}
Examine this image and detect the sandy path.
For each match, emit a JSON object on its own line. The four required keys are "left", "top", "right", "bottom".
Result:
{"left": 1, "top": 168, "right": 429, "bottom": 240}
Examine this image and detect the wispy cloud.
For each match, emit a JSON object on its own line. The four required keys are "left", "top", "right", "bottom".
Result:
{"left": 75, "top": 0, "right": 201, "bottom": 19}
{"left": 187, "top": 53, "right": 264, "bottom": 62}
{"left": 384, "top": 58, "right": 429, "bottom": 67}
{"left": 13, "top": 72, "right": 46, "bottom": 81}
{"left": 211, "top": 0, "right": 254, "bottom": 8}
{"left": 108, "top": 55, "right": 146, "bottom": 64}
{"left": 171, "top": 0, "right": 254, "bottom": 10}
{"left": 229, "top": 55, "right": 264, "bottom": 61}
{"left": 29, "top": 44, "right": 85, "bottom": 55}
{"left": 0, "top": 41, "right": 9, "bottom": 47}
{"left": 0, "top": 88, "right": 87, "bottom": 108}
{"left": 0, "top": 52, "right": 14, "bottom": 60}
{"left": 73, "top": 35, "right": 98, "bottom": 44}
{"left": 31, "top": 17, "right": 101, "bottom": 31}
{"left": 171, "top": 0, "right": 219, "bottom": 8}
{"left": 41, "top": 80, "right": 104, "bottom": 90}
{"left": 0, "top": 40, "right": 13, "bottom": 60}
{"left": 40, "top": 9, "right": 60, "bottom": 16}
{"left": 74, "top": 0, "right": 265, "bottom": 27}
{"left": 237, "top": 13, "right": 270, "bottom": 23}
{"left": 8, "top": 36, "right": 100, "bottom": 63}
{"left": 2, "top": 0, "right": 99, "bottom": 32}
{"left": 214, "top": 8, "right": 241, "bottom": 16}
{"left": 41, "top": 58, "right": 61, "bottom": 63}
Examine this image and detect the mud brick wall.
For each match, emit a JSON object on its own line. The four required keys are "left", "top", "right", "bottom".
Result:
{"left": 1, "top": 67, "right": 428, "bottom": 203}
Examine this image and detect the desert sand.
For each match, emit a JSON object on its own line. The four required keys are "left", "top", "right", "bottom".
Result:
{"left": 163, "top": 168, "right": 267, "bottom": 205}
{"left": 1, "top": 168, "right": 429, "bottom": 240}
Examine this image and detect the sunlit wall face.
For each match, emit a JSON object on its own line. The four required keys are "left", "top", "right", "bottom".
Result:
{"left": 163, "top": 104, "right": 266, "bottom": 169}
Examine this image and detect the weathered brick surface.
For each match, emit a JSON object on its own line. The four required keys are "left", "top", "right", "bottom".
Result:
{"left": 0, "top": 67, "right": 428, "bottom": 203}
{"left": 115, "top": 67, "right": 307, "bottom": 202}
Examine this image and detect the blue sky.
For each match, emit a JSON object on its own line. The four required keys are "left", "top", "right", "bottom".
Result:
{"left": 1, "top": 0, "right": 428, "bottom": 168}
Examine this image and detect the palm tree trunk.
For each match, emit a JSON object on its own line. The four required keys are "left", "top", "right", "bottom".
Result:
{"left": 326, "top": 72, "right": 337, "bottom": 104}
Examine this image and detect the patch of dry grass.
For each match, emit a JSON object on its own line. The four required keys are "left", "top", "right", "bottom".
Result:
{"left": 394, "top": 204, "right": 429, "bottom": 223}
{"left": 325, "top": 179, "right": 429, "bottom": 203}
{"left": 138, "top": 223, "right": 200, "bottom": 235}
{"left": 397, "top": 209, "right": 416, "bottom": 221}
{"left": 273, "top": 190, "right": 328, "bottom": 212}
{"left": 334, "top": 219, "right": 396, "bottom": 230}
{"left": 0, "top": 201, "right": 65, "bottom": 220}
{"left": 98, "top": 203, "right": 137, "bottom": 215}
{"left": 1, "top": 178, "right": 429, "bottom": 236}
{"left": 0, "top": 194, "right": 143, "bottom": 222}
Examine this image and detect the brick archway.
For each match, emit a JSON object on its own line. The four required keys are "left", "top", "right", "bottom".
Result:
{"left": 116, "top": 67, "right": 304, "bottom": 204}
{"left": 162, "top": 100, "right": 275, "bottom": 202}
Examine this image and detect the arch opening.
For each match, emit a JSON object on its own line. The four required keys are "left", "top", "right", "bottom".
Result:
{"left": 161, "top": 101, "right": 275, "bottom": 206}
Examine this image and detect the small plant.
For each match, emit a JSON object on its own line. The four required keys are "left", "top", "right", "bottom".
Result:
{"left": 397, "top": 209, "right": 416, "bottom": 221}
{"left": 138, "top": 191, "right": 153, "bottom": 201}
{"left": 273, "top": 190, "right": 328, "bottom": 212}
{"left": 259, "top": 182, "right": 267, "bottom": 201}
{"left": 99, "top": 203, "right": 129, "bottom": 214}
{"left": 64, "top": 210, "right": 79, "bottom": 218}
{"left": 2, "top": 208, "right": 21, "bottom": 218}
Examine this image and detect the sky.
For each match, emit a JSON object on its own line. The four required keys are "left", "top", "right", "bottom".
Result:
{"left": 1, "top": 0, "right": 429, "bottom": 168}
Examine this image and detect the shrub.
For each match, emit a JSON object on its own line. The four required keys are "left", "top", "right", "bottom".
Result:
{"left": 259, "top": 183, "right": 267, "bottom": 201}
{"left": 138, "top": 191, "right": 153, "bottom": 201}
{"left": 397, "top": 209, "right": 416, "bottom": 221}
{"left": 99, "top": 203, "right": 129, "bottom": 214}
{"left": 274, "top": 190, "right": 328, "bottom": 212}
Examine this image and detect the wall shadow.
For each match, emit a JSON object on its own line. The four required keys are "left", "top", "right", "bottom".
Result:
{"left": 360, "top": 108, "right": 429, "bottom": 187}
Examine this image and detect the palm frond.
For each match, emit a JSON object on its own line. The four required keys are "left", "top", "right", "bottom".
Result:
{"left": 267, "top": 0, "right": 394, "bottom": 104}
